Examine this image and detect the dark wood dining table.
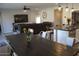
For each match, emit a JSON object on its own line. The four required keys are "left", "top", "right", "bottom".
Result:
{"left": 6, "top": 33, "right": 79, "bottom": 56}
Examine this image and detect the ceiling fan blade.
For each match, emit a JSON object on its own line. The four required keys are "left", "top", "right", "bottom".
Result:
{"left": 23, "top": 6, "right": 30, "bottom": 10}
{"left": 26, "top": 8, "right": 30, "bottom": 10}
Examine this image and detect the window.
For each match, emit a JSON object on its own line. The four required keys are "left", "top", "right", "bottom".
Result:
{"left": 36, "top": 16, "right": 41, "bottom": 23}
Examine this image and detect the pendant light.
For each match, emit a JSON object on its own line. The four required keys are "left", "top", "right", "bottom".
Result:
{"left": 58, "top": 4, "right": 62, "bottom": 11}
{"left": 65, "top": 3, "right": 69, "bottom": 12}
{"left": 71, "top": 7, "right": 74, "bottom": 12}
{"left": 71, "top": 3, "right": 74, "bottom": 12}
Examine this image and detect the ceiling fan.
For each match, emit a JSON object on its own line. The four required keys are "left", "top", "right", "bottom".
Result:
{"left": 23, "top": 6, "right": 30, "bottom": 12}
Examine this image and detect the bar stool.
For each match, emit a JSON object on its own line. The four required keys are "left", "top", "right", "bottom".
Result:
{"left": 39, "top": 30, "right": 53, "bottom": 40}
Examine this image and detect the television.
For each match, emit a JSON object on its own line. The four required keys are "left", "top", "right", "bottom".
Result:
{"left": 14, "top": 14, "right": 28, "bottom": 23}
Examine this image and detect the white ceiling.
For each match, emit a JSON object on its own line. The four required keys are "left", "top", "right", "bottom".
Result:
{"left": 0, "top": 3, "right": 56, "bottom": 10}
{"left": 0, "top": 3, "right": 79, "bottom": 10}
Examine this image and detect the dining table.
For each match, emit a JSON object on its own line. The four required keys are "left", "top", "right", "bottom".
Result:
{"left": 6, "top": 33, "right": 79, "bottom": 56}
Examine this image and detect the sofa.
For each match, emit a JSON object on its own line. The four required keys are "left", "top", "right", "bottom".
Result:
{"left": 13, "top": 22, "right": 53, "bottom": 34}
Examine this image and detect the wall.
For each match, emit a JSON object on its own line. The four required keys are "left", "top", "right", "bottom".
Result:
{"left": 0, "top": 13, "right": 1, "bottom": 24}
{"left": 29, "top": 11, "right": 39, "bottom": 23}
{"left": 61, "top": 4, "right": 79, "bottom": 24}
{"left": 1, "top": 10, "right": 38, "bottom": 33}
{"left": 1, "top": 4, "right": 79, "bottom": 33}
{"left": 0, "top": 6, "right": 67, "bottom": 33}
{"left": 38, "top": 7, "right": 54, "bottom": 23}
{"left": 37, "top": 5, "right": 72, "bottom": 25}
{"left": 39, "top": 4, "right": 79, "bottom": 25}
{"left": 0, "top": 7, "right": 55, "bottom": 33}
{"left": 0, "top": 12, "right": 3, "bottom": 33}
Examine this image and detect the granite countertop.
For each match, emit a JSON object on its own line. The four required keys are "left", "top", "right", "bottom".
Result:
{"left": 54, "top": 27, "right": 76, "bottom": 31}
{"left": 54, "top": 28, "right": 71, "bottom": 31}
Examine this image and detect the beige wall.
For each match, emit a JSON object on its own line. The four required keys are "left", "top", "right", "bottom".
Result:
{"left": 0, "top": 7, "right": 55, "bottom": 33}
{"left": 38, "top": 7, "right": 54, "bottom": 22}
{"left": 0, "top": 12, "right": 2, "bottom": 24}
{"left": 1, "top": 10, "right": 38, "bottom": 33}
{"left": 1, "top": 4, "right": 79, "bottom": 33}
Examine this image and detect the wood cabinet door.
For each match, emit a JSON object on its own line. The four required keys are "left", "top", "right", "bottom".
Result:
{"left": 54, "top": 8, "right": 63, "bottom": 28}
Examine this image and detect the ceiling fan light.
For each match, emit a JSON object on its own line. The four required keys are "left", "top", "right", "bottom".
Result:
{"left": 23, "top": 10, "right": 27, "bottom": 12}
{"left": 23, "top": 6, "right": 27, "bottom": 12}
